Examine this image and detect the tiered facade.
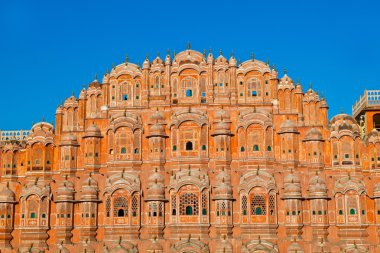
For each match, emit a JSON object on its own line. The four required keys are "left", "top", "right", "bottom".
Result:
{"left": 1, "top": 47, "right": 380, "bottom": 252}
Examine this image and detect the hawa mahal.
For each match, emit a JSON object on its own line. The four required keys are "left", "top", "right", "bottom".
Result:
{"left": 1, "top": 46, "right": 380, "bottom": 252}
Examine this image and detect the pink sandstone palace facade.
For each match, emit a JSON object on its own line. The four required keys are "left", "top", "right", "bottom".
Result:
{"left": 1, "top": 47, "right": 380, "bottom": 253}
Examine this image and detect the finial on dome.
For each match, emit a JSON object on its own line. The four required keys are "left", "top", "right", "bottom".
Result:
{"left": 173, "top": 50, "right": 176, "bottom": 57}
{"left": 203, "top": 49, "right": 206, "bottom": 57}
{"left": 125, "top": 54, "right": 129, "bottom": 63}
{"left": 156, "top": 51, "right": 160, "bottom": 57}
{"left": 309, "top": 82, "right": 312, "bottom": 89}
{"left": 145, "top": 54, "right": 149, "bottom": 60}
{"left": 340, "top": 107, "right": 345, "bottom": 114}
{"left": 272, "top": 64, "right": 276, "bottom": 71}
{"left": 219, "top": 49, "right": 223, "bottom": 56}
{"left": 187, "top": 41, "right": 191, "bottom": 49}
{"left": 42, "top": 116, "right": 45, "bottom": 122}
{"left": 72, "top": 91, "right": 74, "bottom": 96}
{"left": 112, "top": 63, "right": 115, "bottom": 69}
{"left": 266, "top": 58, "right": 269, "bottom": 66}
{"left": 94, "top": 73, "right": 98, "bottom": 81}
{"left": 251, "top": 52, "right": 254, "bottom": 61}
{"left": 166, "top": 48, "right": 170, "bottom": 55}
{"left": 284, "top": 68, "right": 287, "bottom": 75}
{"left": 237, "top": 59, "right": 241, "bottom": 65}
{"left": 105, "top": 68, "right": 109, "bottom": 75}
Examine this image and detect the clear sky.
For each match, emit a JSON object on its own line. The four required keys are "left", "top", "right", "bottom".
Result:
{"left": 0, "top": 0, "right": 379, "bottom": 130}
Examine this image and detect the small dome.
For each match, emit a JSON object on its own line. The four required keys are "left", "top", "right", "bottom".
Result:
{"left": 229, "top": 56, "right": 237, "bottom": 66}
{"left": 374, "top": 182, "right": 380, "bottom": 198}
{"left": 215, "top": 52, "right": 228, "bottom": 64}
{"left": 56, "top": 105, "right": 63, "bottom": 114}
{"left": 284, "top": 171, "right": 300, "bottom": 184}
{"left": 84, "top": 124, "right": 102, "bottom": 138}
{"left": 61, "top": 133, "right": 79, "bottom": 146}
{"left": 288, "top": 242, "right": 303, "bottom": 252}
{"left": 143, "top": 58, "right": 150, "bottom": 69}
{"left": 165, "top": 54, "right": 171, "bottom": 65}
{"left": 79, "top": 88, "right": 87, "bottom": 99}
{"left": 207, "top": 51, "right": 214, "bottom": 64}
{"left": 295, "top": 84, "right": 303, "bottom": 93}
{"left": 214, "top": 180, "right": 233, "bottom": 199}
{"left": 284, "top": 171, "right": 302, "bottom": 198}
{"left": 215, "top": 237, "right": 233, "bottom": 252}
{"left": 150, "top": 110, "right": 165, "bottom": 122}
{"left": 303, "top": 128, "right": 324, "bottom": 142}
{"left": 146, "top": 239, "right": 163, "bottom": 252}
{"left": 56, "top": 180, "right": 75, "bottom": 201}
{"left": 279, "top": 120, "right": 298, "bottom": 134}
{"left": 308, "top": 175, "right": 328, "bottom": 198}
{"left": 0, "top": 183, "right": 15, "bottom": 203}
{"left": 279, "top": 73, "right": 294, "bottom": 85}
{"left": 320, "top": 98, "right": 328, "bottom": 108}
{"left": 148, "top": 169, "right": 164, "bottom": 183}
{"left": 214, "top": 120, "right": 230, "bottom": 132}
{"left": 80, "top": 175, "right": 98, "bottom": 201}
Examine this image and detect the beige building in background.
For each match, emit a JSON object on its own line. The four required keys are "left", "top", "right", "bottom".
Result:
{"left": 1, "top": 47, "right": 380, "bottom": 252}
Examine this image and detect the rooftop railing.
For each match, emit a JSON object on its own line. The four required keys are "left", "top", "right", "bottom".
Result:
{"left": 352, "top": 90, "right": 380, "bottom": 117}
{"left": 0, "top": 130, "right": 30, "bottom": 142}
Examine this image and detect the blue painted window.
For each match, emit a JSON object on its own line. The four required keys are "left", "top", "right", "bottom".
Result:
{"left": 186, "top": 89, "right": 193, "bottom": 97}
{"left": 123, "top": 94, "right": 128, "bottom": 100}
{"left": 252, "top": 90, "right": 257, "bottom": 96}
{"left": 220, "top": 83, "right": 223, "bottom": 87}
{"left": 201, "top": 92, "right": 206, "bottom": 97}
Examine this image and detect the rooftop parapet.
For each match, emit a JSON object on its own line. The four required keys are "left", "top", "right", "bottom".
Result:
{"left": 0, "top": 130, "right": 30, "bottom": 143}
{"left": 352, "top": 90, "right": 380, "bottom": 118}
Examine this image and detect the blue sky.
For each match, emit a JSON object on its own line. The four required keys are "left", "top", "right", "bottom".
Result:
{"left": 0, "top": 0, "right": 379, "bottom": 130}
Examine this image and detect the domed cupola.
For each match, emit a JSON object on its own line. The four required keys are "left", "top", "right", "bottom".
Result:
{"left": 165, "top": 51, "right": 171, "bottom": 65}
{"left": 142, "top": 56, "right": 151, "bottom": 69}
{"left": 79, "top": 87, "right": 87, "bottom": 100}
{"left": 146, "top": 238, "right": 163, "bottom": 252}
{"left": 147, "top": 111, "right": 168, "bottom": 138}
{"left": 56, "top": 178, "right": 75, "bottom": 202}
{"left": 89, "top": 74, "right": 101, "bottom": 88}
{"left": 215, "top": 236, "right": 233, "bottom": 253}
{"left": 287, "top": 242, "right": 304, "bottom": 253}
{"left": 214, "top": 177, "right": 233, "bottom": 200}
{"left": 27, "top": 121, "right": 55, "bottom": 145}
{"left": 214, "top": 168, "right": 233, "bottom": 200}
{"left": 0, "top": 183, "right": 15, "bottom": 203}
{"left": 279, "top": 119, "right": 299, "bottom": 134}
{"left": 212, "top": 109, "right": 233, "bottom": 136}
{"left": 61, "top": 133, "right": 79, "bottom": 146}
{"left": 373, "top": 182, "right": 380, "bottom": 198}
{"left": 80, "top": 175, "right": 99, "bottom": 201}
{"left": 308, "top": 174, "right": 328, "bottom": 199}
{"left": 83, "top": 124, "right": 102, "bottom": 138}
{"left": 229, "top": 54, "right": 237, "bottom": 67}
{"left": 283, "top": 171, "right": 302, "bottom": 199}
{"left": 278, "top": 71, "right": 294, "bottom": 89}
{"left": 215, "top": 49, "right": 228, "bottom": 64}
{"left": 303, "top": 128, "right": 324, "bottom": 142}
{"left": 146, "top": 168, "right": 166, "bottom": 201}
{"left": 207, "top": 49, "right": 214, "bottom": 64}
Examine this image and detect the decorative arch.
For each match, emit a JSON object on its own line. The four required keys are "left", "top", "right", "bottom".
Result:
{"left": 103, "top": 172, "right": 141, "bottom": 226}
{"left": 238, "top": 170, "right": 277, "bottom": 224}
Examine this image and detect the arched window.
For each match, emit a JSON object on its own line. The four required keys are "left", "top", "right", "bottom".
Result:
{"left": 350, "top": 208, "right": 356, "bottom": 215}
{"left": 186, "top": 141, "right": 193, "bottom": 151}
{"left": 253, "top": 145, "right": 259, "bottom": 151}
{"left": 180, "top": 193, "right": 198, "bottom": 216}
{"left": 113, "top": 196, "right": 128, "bottom": 217}
{"left": 121, "top": 147, "right": 126, "bottom": 154}
{"left": 251, "top": 194, "right": 266, "bottom": 215}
